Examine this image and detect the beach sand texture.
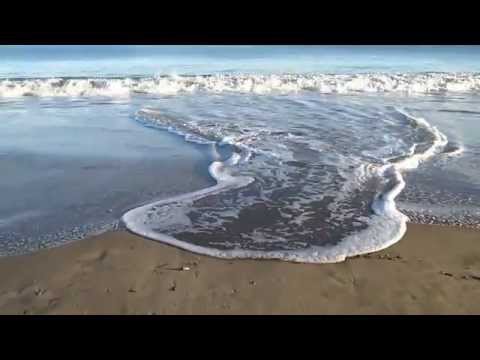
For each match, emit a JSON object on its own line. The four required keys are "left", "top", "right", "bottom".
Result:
{"left": 0, "top": 223, "right": 479, "bottom": 315}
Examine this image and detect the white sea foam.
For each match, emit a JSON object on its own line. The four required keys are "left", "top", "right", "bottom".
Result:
{"left": 2, "top": 72, "right": 480, "bottom": 97}
{"left": 122, "top": 107, "right": 449, "bottom": 263}
{"left": 122, "top": 153, "right": 255, "bottom": 243}
{"left": 445, "top": 146, "right": 464, "bottom": 157}
{"left": 390, "top": 108, "right": 448, "bottom": 169}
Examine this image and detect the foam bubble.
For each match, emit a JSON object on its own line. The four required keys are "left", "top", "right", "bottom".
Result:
{"left": 2, "top": 72, "right": 480, "bottom": 97}
{"left": 121, "top": 106, "right": 450, "bottom": 263}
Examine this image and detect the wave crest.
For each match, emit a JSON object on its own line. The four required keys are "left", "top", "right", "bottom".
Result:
{"left": 2, "top": 72, "right": 480, "bottom": 97}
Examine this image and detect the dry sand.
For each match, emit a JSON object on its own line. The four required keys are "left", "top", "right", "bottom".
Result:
{"left": 0, "top": 223, "right": 479, "bottom": 315}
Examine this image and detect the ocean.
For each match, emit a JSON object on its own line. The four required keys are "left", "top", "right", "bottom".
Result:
{"left": 0, "top": 45, "right": 479, "bottom": 262}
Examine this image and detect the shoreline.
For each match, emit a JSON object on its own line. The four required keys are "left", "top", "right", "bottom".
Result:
{"left": 1, "top": 223, "right": 479, "bottom": 314}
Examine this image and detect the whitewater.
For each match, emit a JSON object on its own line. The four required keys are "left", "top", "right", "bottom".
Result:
{"left": 1, "top": 72, "right": 480, "bottom": 97}
{"left": 116, "top": 99, "right": 458, "bottom": 263}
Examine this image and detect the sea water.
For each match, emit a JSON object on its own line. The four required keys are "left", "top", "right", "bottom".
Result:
{"left": 0, "top": 46, "right": 479, "bottom": 261}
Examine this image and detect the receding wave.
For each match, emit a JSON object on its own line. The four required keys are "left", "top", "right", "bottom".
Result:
{"left": 122, "top": 105, "right": 450, "bottom": 263}
{"left": 2, "top": 72, "right": 480, "bottom": 97}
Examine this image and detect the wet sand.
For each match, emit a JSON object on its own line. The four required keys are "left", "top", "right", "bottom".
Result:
{"left": 0, "top": 223, "right": 479, "bottom": 315}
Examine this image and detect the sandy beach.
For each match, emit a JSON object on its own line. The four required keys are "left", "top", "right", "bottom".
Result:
{"left": 3, "top": 45, "right": 480, "bottom": 316}
{"left": 0, "top": 223, "right": 479, "bottom": 315}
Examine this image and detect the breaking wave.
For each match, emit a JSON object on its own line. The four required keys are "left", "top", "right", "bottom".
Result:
{"left": 2, "top": 72, "right": 480, "bottom": 97}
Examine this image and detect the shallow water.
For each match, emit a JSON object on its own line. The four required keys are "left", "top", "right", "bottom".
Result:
{"left": 121, "top": 92, "right": 480, "bottom": 262}
{"left": 0, "top": 97, "right": 213, "bottom": 255}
